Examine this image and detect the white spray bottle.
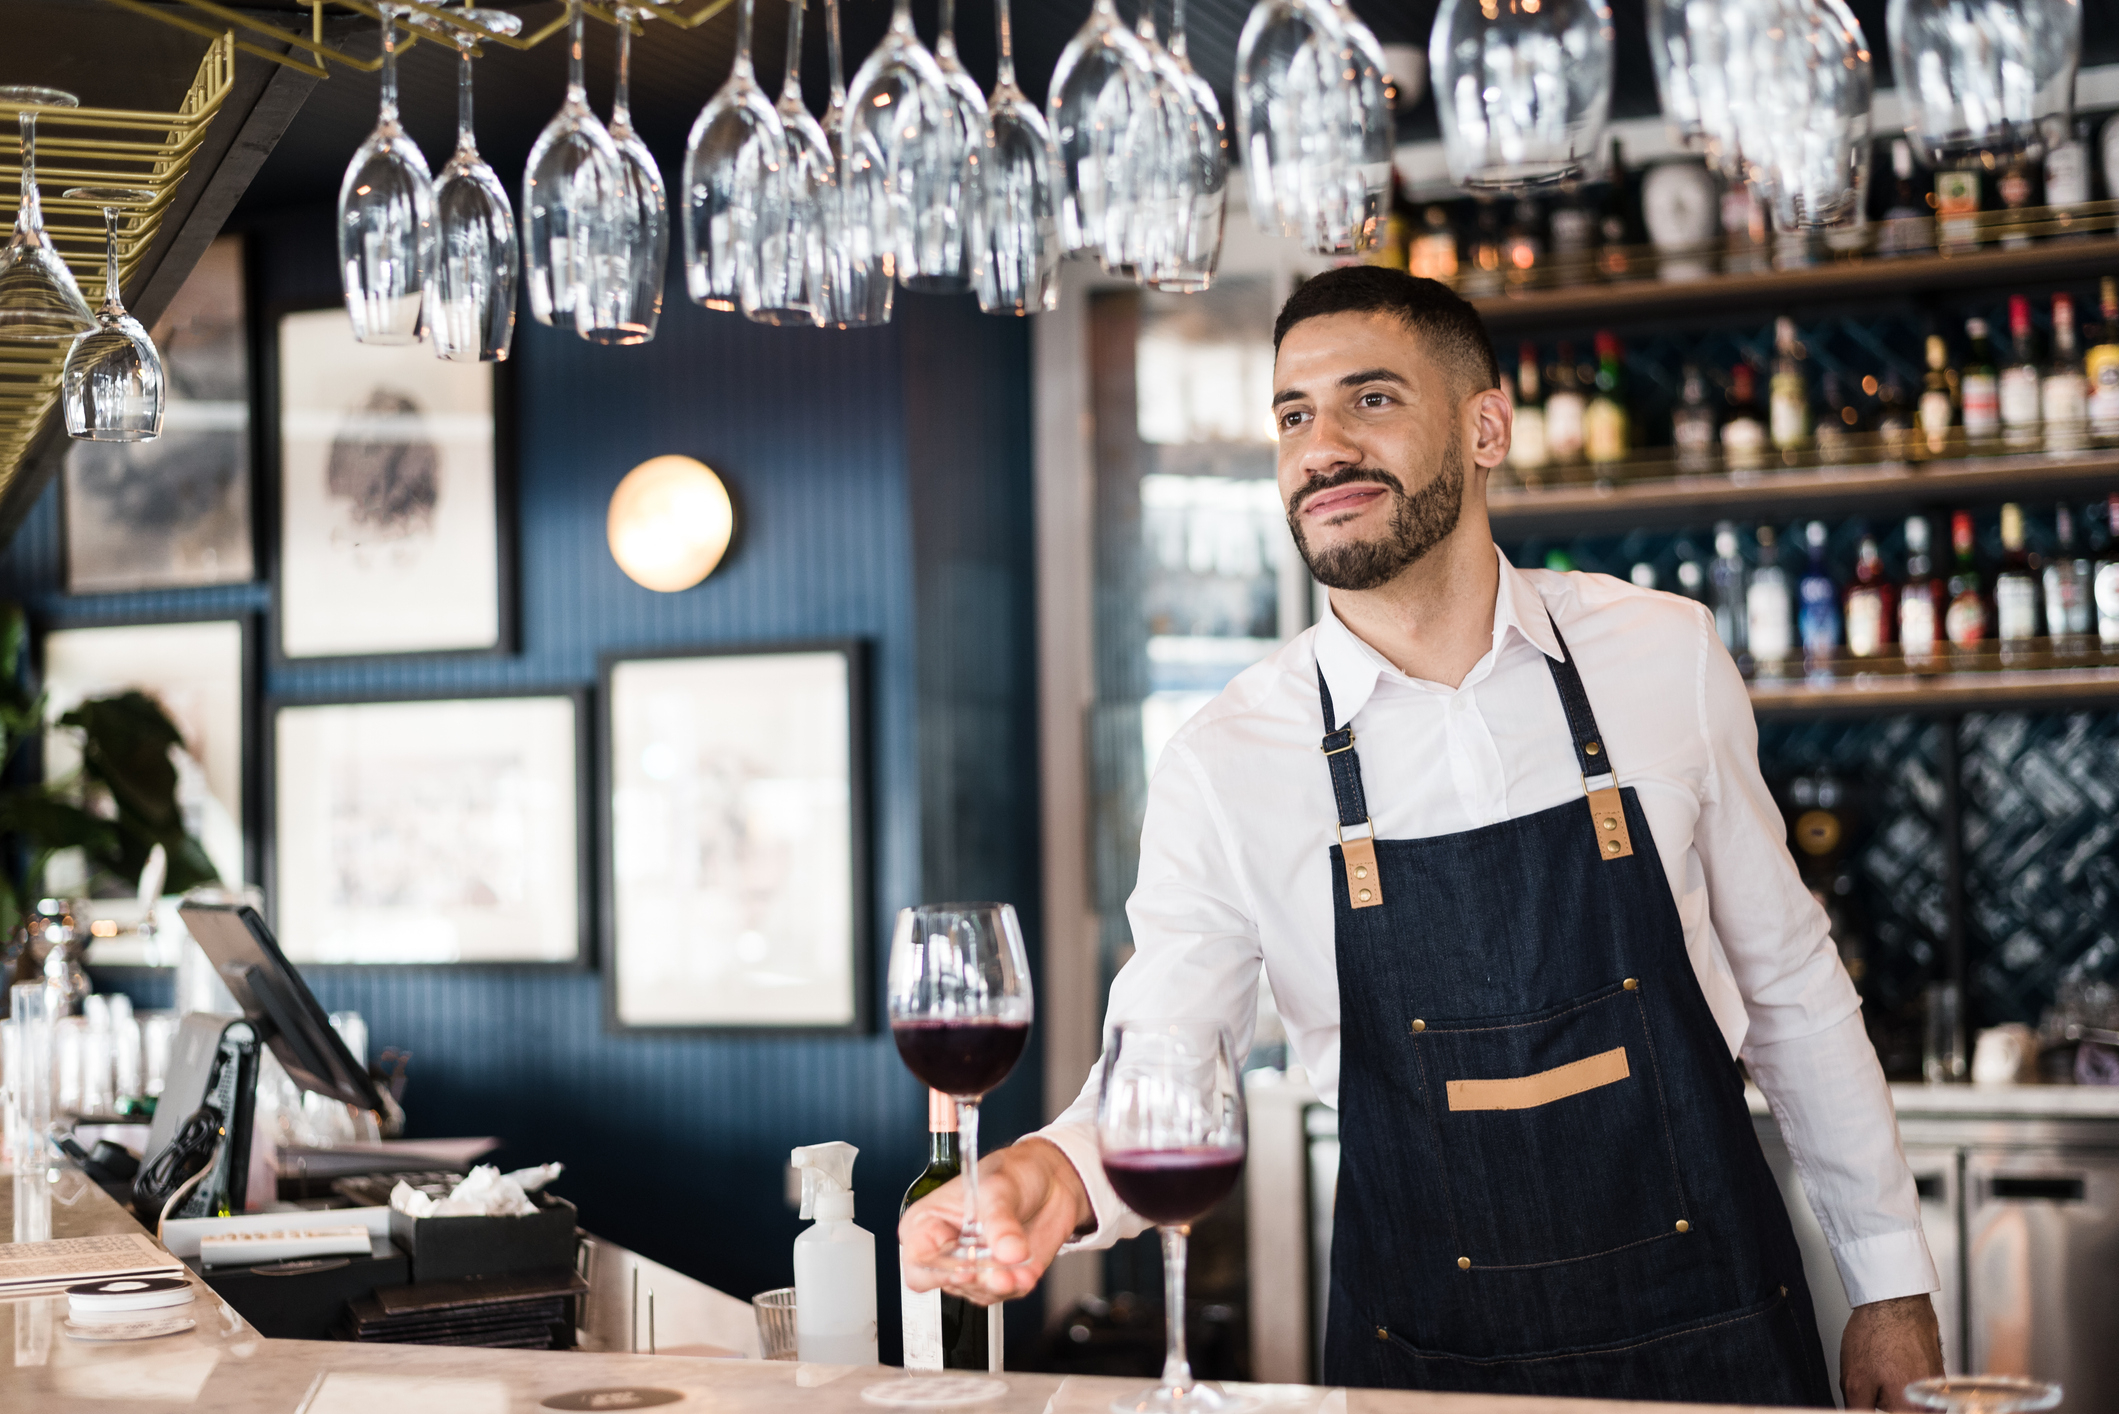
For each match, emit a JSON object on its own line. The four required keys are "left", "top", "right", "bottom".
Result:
{"left": 791, "top": 1141, "right": 878, "bottom": 1366}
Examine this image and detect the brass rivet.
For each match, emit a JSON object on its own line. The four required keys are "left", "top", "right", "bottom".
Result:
{"left": 1375, "top": 1327, "right": 1389, "bottom": 1342}
{"left": 1779, "top": 1286, "right": 1788, "bottom": 1298}
{"left": 1623, "top": 978, "right": 1638, "bottom": 991}
{"left": 1604, "top": 840, "right": 1621, "bottom": 855}
{"left": 1456, "top": 1257, "right": 1471, "bottom": 1270}
{"left": 1411, "top": 1019, "right": 1426, "bottom": 1033}
{"left": 1676, "top": 1220, "right": 1690, "bottom": 1234}
{"left": 1354, "top": 865, "right": 1369, "bottom": 879}
{"left": 1586, "top": 742, "right": 1600, "bottom": 756}
{"left": 1601, "top": 816, "right": 1618, "bottom": 831}
{"left": 1357, "top": 888, "right": 1373, "bottom": 902}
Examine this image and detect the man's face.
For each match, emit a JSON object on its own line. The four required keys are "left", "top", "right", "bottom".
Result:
{"left": 1272, "top": 310, "right": 1470, "bottom": 591}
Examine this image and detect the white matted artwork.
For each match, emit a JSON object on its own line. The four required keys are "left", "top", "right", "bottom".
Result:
{"left": 276, "top": 307, "right": 501, "bottom": 659}
{"left": 605, "top": 646, "right": 862, "bottom": 1030}
{"left": 273, "top": 694, "right": 583, "bottom": 964}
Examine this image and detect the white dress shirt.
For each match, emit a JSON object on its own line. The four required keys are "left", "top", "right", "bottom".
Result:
{"left": 1039, "top": 546, "right": 1939, "bottom": 1309}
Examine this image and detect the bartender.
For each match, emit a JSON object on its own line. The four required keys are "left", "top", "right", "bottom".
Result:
{"left": 902, "top": 268, "right": 1945, "bottom": 1409}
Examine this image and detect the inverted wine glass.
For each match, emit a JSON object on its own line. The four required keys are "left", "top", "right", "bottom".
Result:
{"left": 1146, "top": 0, "right": 1227, "bottom": 292}
{"left": 845, "top": 0, "right": 962, "bottom": 293}
{"left": 747, "top": 0, "right": 831, "bottom": 326}
{"left": 584, "top": 3, "right": 669, "bottom": 344}
{"left": 416, "top": 7, "right": 521, "bottom": 362}
{"left": 524, "top": 0, "right": 626, "bottom": 333}
{"left": 1312, "top": 1, "right": 1392, "bottom": 253}
{"left": 1047, "top": 0, "right": 1153, "bottom": 266}
{"left": 339, "top": 6, "right": 433, "bottom": 344}
{"left": 916, "top": 0, "right": 989, "bottom": 293}
{"left": 1235, "top": 1, "right": 1327, "bottom": 239}
{"left": 1905, "top": 1377, "right": 2063, "bottom": 1414}
{"left": 683, "top": 0, "right": 787, "bottom": 313}
{"left": 971, "top": 0, "right": 1060, "bottom": 316}
{"left": 0, "top": 88, "right": 94, "bottom": 341}
{"left": 1889, "top": 0, "right": 2078, "bottom": 167}
{"left": 1430, "top": 0, "right": 1612, "bottom": 191}
{"left": 817, "top": 0, "right": 893, "bottom": 328}
{"left": 1097, "top": 1020, "right": 1248, "bottom": 1414}
{"left": 61, "top": 189, "right": 162, "bottom": 442}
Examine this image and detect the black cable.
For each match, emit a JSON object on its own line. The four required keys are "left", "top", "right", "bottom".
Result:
{"left": 131, "top": 1107, "right": 221, "bottom": 1219}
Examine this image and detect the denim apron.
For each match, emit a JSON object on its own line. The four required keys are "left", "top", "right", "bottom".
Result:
{"left": 1316, "top": 618, "right": 1834, "bottom": 1407}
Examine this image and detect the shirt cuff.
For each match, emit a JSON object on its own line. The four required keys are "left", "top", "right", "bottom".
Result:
{"left": 1032, "top": 1119, "right": 1153, "bottom": 1252}
{"left": 1832, "top": 1226, "right": 1941, "bottom": 1308}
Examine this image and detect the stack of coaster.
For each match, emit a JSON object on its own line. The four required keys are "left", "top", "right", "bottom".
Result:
{"left": 344, "top": 1268, "right": 587, "bottom": 1350}
{"left": 65, "top": 1276, "right": 197, "bottom": 1341}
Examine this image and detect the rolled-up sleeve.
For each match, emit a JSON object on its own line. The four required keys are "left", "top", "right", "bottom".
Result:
{"left": 1035, "top": 738, "right": 1266, "bottom": 1250}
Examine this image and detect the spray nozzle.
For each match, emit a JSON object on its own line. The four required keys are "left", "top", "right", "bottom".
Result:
{"left": 791, "top": 1140, "right": 859, "bottom": 1222}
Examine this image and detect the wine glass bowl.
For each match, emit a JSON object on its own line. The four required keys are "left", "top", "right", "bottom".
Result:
{"left": 60, "top": 187, "right": 163, "bottom": 442}
{"left": 1430, "top": 0, "right": 1613, "bottom": 193}
{"left": 913, "top": 0, "right": 989, "bottom": 295}
{"left": 971, "top": 0, "right": 1059, "bottom": 317}
{"left": 417, "top": 7, "right": 521, "bottom": 362}
{"left": 748, "top": 0, "right": 832, "bottom": 327}
{"left": 1144, "top": 2, "right": 1227, "bottom": 293}
{"left": 682, "top": 0, "right": 788, "bottom": 314}
{"left": 525, "top": 0, "right": 627, "bottom": 333}
{"left": 817, "top": 0, "right": 895, "bottom": 329}
{"left": 339, "top": 7, "right": 434, "bottom": 344}
{"left": 590, "top": 3, "right": 670, "bottom": 344}
{"left": 1904, "top": 1376, "right": 2063, "bottom": 1414}
{"left": 1047, "top": 0, "right": 1153, "bottom": 265}
{"left": 0, "top": 87, "right": 96, "bottom": 342}
{"left": 844, "top": 0, "right": 963, "bottom": 294}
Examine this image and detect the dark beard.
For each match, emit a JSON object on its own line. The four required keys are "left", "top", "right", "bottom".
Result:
{"left": 1287, "top": 440, "right": 1465, "bottom": 591}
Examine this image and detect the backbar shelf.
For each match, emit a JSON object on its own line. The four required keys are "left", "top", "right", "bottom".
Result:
{"left": 1748, "top": 665, "right": 2119, "bottom": 717}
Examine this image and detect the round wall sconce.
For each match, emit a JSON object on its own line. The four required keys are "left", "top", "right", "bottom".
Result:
{"left": 607, "top": 455, "right": 735, "bottom": 592}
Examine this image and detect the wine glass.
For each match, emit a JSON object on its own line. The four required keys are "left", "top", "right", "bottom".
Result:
{"left": 582, "top": 3, "right": 670, "bottom": 344}
{"left": 887, "top": 903, "right": 1033, "bottom": 1273}
{"left": 417, "top": 7, "right": 521, "bottom": 362}
{"left": 1430, "top": 0, "right": 1612, "bottom": 192}
{"left": 1047, "top": 0, "right": 1153, "bottom": 266}
{"left": 1145, "top": 0, "right": 1226, "bottom": 293}
{"left": 61, "top": 189, "right": 162, "bottom": 442}
{"left": 1889, "top": 0, "right": 2078, "bottom": 168}
{"left": 1904, "top": 1377, "right": 2063, "bottom": 1414}
{"left": 1235, "top": 1, "right": 1321, "bottom": 239}
{"left": 970, "top": 0, "right": 1059, "bottom": 317}
{"left": 817, "top": 0, "right": 894, "bottom": 328}
{"left": 1096, "top": 1020, "right": 1247, "bottom": 1414}
{"left": 683, "top": 0, "right": 788, "bottom": 314}
{"left": 339, "top": 6, "right": 434, "bottom": 344}
{"left": 747, "top": 0, "right": 831, "bottom": 327}
{"left": 0, "top": 88, "right": 95, "bottom": 341}
{"left": 525, "top": 0, "right": 626, "bottom": 333}
{"left": 845, "top": 0, "right": 961, "bottom": 294}
{"left": 1123, "top": 4, "right": 1188, "bottom": 283}
{"left": 1311, "top": 2, "right": 1392, "bottom": 254}
{"left": 916, "top": 0, "right": 988, "bottom": 294}
{"left": 1735, "top": 0, "right": 1872, "bottom": 231}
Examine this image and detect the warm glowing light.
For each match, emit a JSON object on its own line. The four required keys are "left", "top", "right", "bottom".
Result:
{"left": 607, "top": 455, "right": 735, "bottom": 593}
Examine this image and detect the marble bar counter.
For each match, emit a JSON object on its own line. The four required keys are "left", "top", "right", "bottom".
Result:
{"left": 0, "top": 1160, "right": 1777, "bottom": 1414}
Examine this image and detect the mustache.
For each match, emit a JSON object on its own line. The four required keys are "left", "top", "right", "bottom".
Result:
{"left": 1288, "top": 466, "right": 1405, "bottom": 517}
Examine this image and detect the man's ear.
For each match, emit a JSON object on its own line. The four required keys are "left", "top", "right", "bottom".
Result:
{"left": 1467, "top": 385, "right": 1511, "bottom": 472}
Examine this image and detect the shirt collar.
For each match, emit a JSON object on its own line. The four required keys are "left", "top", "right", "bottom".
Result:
{"left": 1310, "top": 546, "right": 1563, "bottom": 726}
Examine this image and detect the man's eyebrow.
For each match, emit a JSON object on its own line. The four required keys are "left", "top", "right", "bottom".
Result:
{"left": 1271, "top": 367, "right": 1413, "bottom": 408}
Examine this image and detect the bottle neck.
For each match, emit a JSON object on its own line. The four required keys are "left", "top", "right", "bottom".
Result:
{"left": 929, "top": 1129, "right": 961, "bottom": 1168}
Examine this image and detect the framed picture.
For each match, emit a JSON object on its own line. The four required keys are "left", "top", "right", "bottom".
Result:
{"left": 601, "top": 642, "right": 868, "bottom": 1032}
{"left": 37, "top": 615, "right": 255, "bottom": 895}
{"left": 268, "top": 689, "right": 587, "bottom": 965}
{"left": 272, "top": 305, "right": 513, "bottom": 662}
{"left": 63, "top": 235, "right": 254, "bottom": 594}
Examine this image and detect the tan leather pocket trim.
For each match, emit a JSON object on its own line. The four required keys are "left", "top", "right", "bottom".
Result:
{"left": 1445, "top": 1045, "right": 1631, "bottom": 1112}
{"left": 1343, "top": 837, "right": 1382, "bottom": 909}
{"left": 1586, "top": 785, "right": 1634, "bottom": 861}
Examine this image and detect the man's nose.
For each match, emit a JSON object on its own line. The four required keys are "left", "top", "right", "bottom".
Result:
{"left": 1299, "top": 408, "right": 1363, "bottom": 478}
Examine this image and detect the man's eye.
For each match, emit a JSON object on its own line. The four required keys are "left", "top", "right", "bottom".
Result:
{"left": 1359, "top": 391, "right": 1391, "bottom": 407}
{"left": 1279, "top": 409, "right": 1310, "bottom": 430}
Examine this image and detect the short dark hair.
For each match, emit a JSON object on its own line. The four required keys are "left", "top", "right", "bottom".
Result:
{"left": 1272, "top": 266, "right": 1500, "bottom": 395}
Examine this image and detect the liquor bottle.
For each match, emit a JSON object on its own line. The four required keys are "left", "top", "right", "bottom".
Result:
{"left": 1945, "top": 509, "right": 1988, "bottom": 649}
{"left": 2041, "top": 292, "right": 2089, "bottom": 451}
{"left": 901, "top": 1090, "right": 990, "bottom": 1372}
{"left": 1900, "top": 515, "right": 1943, "bottom": 665}
{"left": 1544, "top": 344, "right": 1587, "bottom": 466}
{"left": 1408, "top": 205, "right": 1459, "bottom": 281}
{"left": 1960, "top": 318, "right": 2001, "bottom": 443}
{"left": 2097, "top": 495, "right": 2119, "bottom": 647}
{"left": 1797, "top": 521, "right": 1842, "bottom": 680}
{"left": 1507, "top": 343, "right": 1549, "bottom": 479}
{"left": 1710, "top": 521, "right": 1748, "bottom": 655}
{"left": 1722, "top": 181, "right": 1769, "bottom": 274}
{"left": 1996, "top": 163, "right": 2035, "bottom": 249}
{"left": 1549, "top": 180, "right": 1595, "bottom": 278}
{"left": 1769, "top": 317, "right": 1810, "bottom": 453}
{"left": 1722, "top": 363, "right": 1768, "bottom": 471}
{"left": 1672, "top": 364, "right": 1718, "bottom": 473}
{"left": 1502, "top": 199, "right": 1544, "bottom": 283}
{"left": 2045, "top": 120, "right": 2091, "bottom": 212}
{"left": 1596, "top": 138, "right": 1638, "bottom": 281}
{"left": 1748, "top": 525, "right": 1794, "bottom": 674}
{"left": 1918, "top": 335, "right": 1955, "bottom": 456}
{"left": 2043, "top": 501, "right": 2092, "bottom": 647}
{"left": 1463, "top": 200, "right": 1503, "bottom": 296}
{"left": 1877, "top": 139, "right": 1933, "bottom": 255}
{"left": 1935, "top": 169, "right": 1980, "bottom": 254}
{"left": 2087, "top": 278, "right": 2119, "bottom": 436}
{"left": 1584, "top": 331, "right": 1629, "bottom": 466}
{"left": 1994, "top": 502, "right": 2041, "bottom": 644}
{"left": 1845, "top": 534, "right": 1896, "bottom": 658}
{"left": 1999, "top": 295, "right": 2042, "bottom": 447}
{"left": 1876, "top": 373, "right": 1912, "bottom": 460}
{"left": 1814, "top": 373, "right": 1862, "bottom": 462}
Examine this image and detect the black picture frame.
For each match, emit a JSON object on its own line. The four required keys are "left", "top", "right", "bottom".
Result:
{"left": 598, "top": 639, "right": 872, "bottom": 1035}
{"left": 262, "top": 684, "right": 592, "bottom": 969}
{"left": 263, "top": 300, "right": 519, "bottom": 669}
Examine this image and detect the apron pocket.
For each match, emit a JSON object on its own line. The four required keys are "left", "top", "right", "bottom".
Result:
{"left": 1410, "top": 979, "right": 1687, "bottom": 1270}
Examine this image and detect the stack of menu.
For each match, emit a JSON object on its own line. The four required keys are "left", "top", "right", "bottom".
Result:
{"left": 344, "top": 1268, "right": 585, "bottom": 1350}
{"left": 0, "top": 1234, "right": 186, "bottom": 1299}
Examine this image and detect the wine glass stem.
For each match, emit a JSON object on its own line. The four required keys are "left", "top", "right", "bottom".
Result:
{"left": 614, "top": 11, "right": 633, "bottom": 130}
{"left": 782, "top": 0, "right": 804, "bottom": 96}
{"left": 1160, "top": 1224, "right": 1193, "bottom": 1396}
{"left": 567, "top": 0, "right": 587, "bottom": 101}
{"left": 937, "top": 0, "right": 955, "bottom": 51}
{"left": 956, "top": 1098, "right": 984, "bottom": 1259}
{"left": 14, "top": 111, "right": 38, "bottom": 240}
{"left": 734, "top": 0, "right": 755, "bottom": 78}
{"left": 1168, "top": 0, "right": 1186, "bottom": 58}
{"left": 824, "top": 0, "right": 845, "bottom": 105}
{"left": 456, "top": 44, "right": 477, "bottom": 152}
{"left": 99, "top": 205, "right": 122, "bottom": 316}
{"left": 378, "top": 3, "right": 400, "bottom": 122}
{"left": 993, "top": 0, "right": 1014, "bottom": 87}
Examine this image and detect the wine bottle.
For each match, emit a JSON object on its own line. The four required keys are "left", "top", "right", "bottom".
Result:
{"left": 1584, "top": 330, "right": 1629, "bottom": 467}
{"left": 1900, "top": 515, "right": 1943, "bottom": 665}
{"left": 1996, "top": 162, "right": 2035, "bottom": 250}
{"left": 2087, "top": 279, "right": 2119, "bottom": 436}
{"left": 2043, "top": 501, "right": 2092, "bottom": 648}
{"left": 1544, "top": 343, "right": 1586, "bottom": 466}
{"left": 1960, "top": 318, "right": 2001, "bottom": 443}
{"left": 1797, "top": 521, "right": 1842, "bottom": 681}
{"left": 1507, "top": 342, "right": 1549, "bottom": 479}
{"left": 1710, "top": 522, "right": 1748, "bottom": 655}
{"left": 1878, "top": 139, "right": 1933, "bottom": 256}
{"left": 1876, "top": 372, "right": 1912, "bottom": 461}
{"left": 1549, "top": 180, "right": 1595, "bottom": 283}
{"left": 2045, "top": 120, "right": 2091, "bottom": 216}
{"left": 1747, "top": 525, "right": 1794, "bottom": 675}
{"left": 901, "top": 1089, "right": 990, "bottom": 1372}
{"left": 1845, "top": 534, "right": 1895, "bottom": 659}
{"left": 1918, "top": 335, "right": 1955, "bottom": 457}
{"left": 1999, "top": 295, "right": 2042, "bottom": 448}
{"left": 1945, "top": 510, "right": 1988, "bottom": 650}
{"left": 1769, "top": 317, "right": 1810, "bottom": 453}
{"left": 2043, "top": 292, "right": 2089, "bottom": 451}
{"left": 1994, "top": 503, "right": 2040, "bottom": 646}
{"left": 1596, "top": 137, "right": 1637, "bottom": 281}
{"left": 2097, "top": 495, "right": 2119, "bottom": 647}
{"left": 1672, "top": 363, "right": 1718, "bottom": 474}
{"left": 1721, "top": 363, "right": 1768, "bottom": 471}
{"left": 1935, "top": 169, "right": 1980, "bottom": 255}
{"left": 1814, "top": 372, "right": 1861, "bottom": 463}
{"left": 1464, "top": 199, "right": 1503, "bottom": 297}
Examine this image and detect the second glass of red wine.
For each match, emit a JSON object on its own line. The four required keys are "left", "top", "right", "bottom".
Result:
{"left": 1097, "top": 1020, "right": 1248, "bottom": 1414}
{"left": 887, "top": 902, "right": 1034, "bottom": 1273}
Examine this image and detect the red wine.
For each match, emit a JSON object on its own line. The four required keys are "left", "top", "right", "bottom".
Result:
{"left": 1100, "top": 1147, "right": 1245, "bottom": 1225}
{"left": 891, "top": 1019, "right": 1030, "bottom": 1098}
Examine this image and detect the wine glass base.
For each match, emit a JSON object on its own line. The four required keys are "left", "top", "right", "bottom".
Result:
{"left": 1109, "top": 1383, "right": 1256, "bottom": 1414}
{"left": 1904, "top": 1376, "right": 2064, "bottom": 1413}
{"left": 859, "top": 1377, "right": 1007, "bottom": 1408}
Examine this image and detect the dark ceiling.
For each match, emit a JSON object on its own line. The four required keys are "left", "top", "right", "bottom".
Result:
{"left": 226, "top": 0, "right": 2119, "bottom": 218}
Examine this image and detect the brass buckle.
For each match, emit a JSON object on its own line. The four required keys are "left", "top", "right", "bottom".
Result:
{"left": 1335, "top": 817, "right": 1375, "bottom": 845}
{"left": 1322, "top": 731, "right": 1357, "bottom": 757}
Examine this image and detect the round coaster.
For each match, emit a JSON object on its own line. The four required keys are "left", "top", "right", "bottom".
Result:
{"left": 542, "top": 1391, "right": 686, "bottom": 1411}
{"left": 66, "top": 1277, "right": 196, "bottom": 1313}
{"left": 64, "top": 1316, "right": 196, "bottom": 1342}
{"left": 859, "top": 1377, "right": 1008, "bottom": 1408}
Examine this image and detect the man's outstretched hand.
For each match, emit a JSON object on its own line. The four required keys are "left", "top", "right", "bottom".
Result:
{"left": 1841, "top": 1293, "right": 1945, "bottom": 1410}
{"left": 899, "top": 1138, "right": 1093, "bottom": 1306}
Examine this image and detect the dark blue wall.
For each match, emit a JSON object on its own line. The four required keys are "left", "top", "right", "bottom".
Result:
{"left": 3, "top": 204, "right": 1042, "bottom": 1360}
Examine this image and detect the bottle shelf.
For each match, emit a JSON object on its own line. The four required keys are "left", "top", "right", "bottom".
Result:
{"left": 1748, "top": 661, "right": 2119, "bottom": 716}
{"left": 1488, "top": 447, "right": 2119, "bottom": 537}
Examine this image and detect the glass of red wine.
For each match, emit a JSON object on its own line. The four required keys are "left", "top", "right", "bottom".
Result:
{"left": 1097, "top": 1020, "right": 1248, "bottom": 1414}
{"left": 888, "top": 902, "right": 1034, "bottom": 1274}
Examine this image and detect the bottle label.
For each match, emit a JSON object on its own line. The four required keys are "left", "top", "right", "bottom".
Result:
{"left": 2098, "top": 563, "right": 2119, "bottom": 644}
{"left": 1770, "top": 379, "right": 1808, "bottom": 449}
{"left": 1584, "top": 400, "right": 1628, "bottom": 464}
{"left": 1549, "top": 207, "right": 1594, "bottom": 256}
{"left": 1961, "top": 374, "right": 2000, "bottom": 436}
{"left": 1918, "top": 391, "right": 1953, "bottom": 451}
{"left": 1674, "top": 411, "right": 1716, "bottom": 468}
{"left": 1999, "top": 367, "right": 2041, "bottom": 428}
{"left": 1722, "top": 417, "right": 1766, "bottom": 468}
{"left": 2046, "top": 143, "right": 2090, "bottom": 206}
{"left": 1509, "top": 407, "right": 1549, "bottom": 469}
{"left": 1799, "top": 580, "right": 1841, "bottom": 652}
{"left": 1935, "top": 172, "right": 1980, "bottom": 249}
{"left": 2043, "top": 373, "right": 2088, "bottom": 429}
{"left": 901, "top": 1255, "right": 944, "bottom": 1371}
{"left": 1946, "top": 594, "right": 1987, "bottom": 647}
{"left": 1901, "top": 594, "right": 1938, "bottom": 660}
{"left": 1996, "top": 576, "right": 2039, "bottom": 641}
{"left": 2088, "top": 352, "right": 2119, "bottom": 431}
{"left": 2045, "top": 565, "right": 2088, "bottom": 637}
{"left": 1545, "top": 392, "right": 1585, "bottom": 460}
{"left": 1847, "top": 589, "right": 1885, "bottom": 657}
{"left": 1748, "top": 579, "right": 1793, "bottom": 660}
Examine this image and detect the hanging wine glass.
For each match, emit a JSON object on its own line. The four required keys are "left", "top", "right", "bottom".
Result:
{"left": 683, "top": 0, "right": 787, "bottom": 313}
{"left": 586, "top": 3, "right": 669, "bottom": 343}
{"left": 0, "top": 88, "right": 95, "bottom": 341}
{"left": 970, "top": 0, "right": 1059, "bottom": 316}
{"left": 917, "top": 0, "right": 989, "bottom": 293}
{"left": 1737, "top": 0, "right": 1873, "bottom": 230}
{"left": 337, "top": 6, "right": 433, "bottom": 344}
{"left": 1127, "top": 4, "right": 1195, "bottom": 286}
{"left": 1312, "top": 2, "right": 1393, "bottom": 254}
{"left": 61, "top": 189, "right": 161, "bottom": 441}
{"left": 1048, "top": 1, "right": 1154, "bottom": 267}
{"left": 748, "top": 0, "right": 832, "bottom": 326}
{"left": 1235, "top": 2, "right": 1326, "bottom": 240}
{"left": 845, "top": 0, "right": 962, "bottom": 293}
{"left": 1646, "top": 0, "right": 1741, "bottom": 172}
{"left": 1430, "top": 0, "right": 1613, "bottom": 191}
{"left": 525, "top": 0, "right": 626, "bottom": 333}
{"left": 1233, "top": 2, "right": 1386, "bottom": 254}
{"left": 1151, "top": 0, "right": 1227, "bottom": 291}
{"left": 817, "top": 0, "right": 894, "bottom": 328}
{"left": 1888, "top": 0, "right": 2078, "bottom": 168}
{"left": 414, "top": 7, "right": 521, "bottom": 362}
